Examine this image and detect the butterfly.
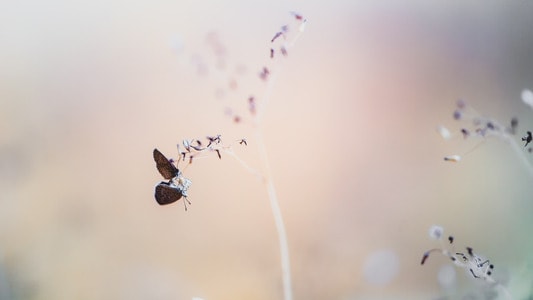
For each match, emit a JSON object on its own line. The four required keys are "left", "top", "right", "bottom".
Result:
{"left": 153, "top": 148, "right": 180, "bottom": 180}
{"left": 153, "top": 148, "right": 192, "bottom": 209}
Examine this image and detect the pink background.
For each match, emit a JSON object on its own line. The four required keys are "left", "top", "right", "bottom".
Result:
{"left": 2, "top": 1, "right": 533, "bottom": 299}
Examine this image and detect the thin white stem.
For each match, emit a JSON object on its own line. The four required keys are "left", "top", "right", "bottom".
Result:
{"left": 223, "top": 148, "right": 264, "bottom": 181}
{"left": 502, "top": 134, "right": 533, "bottom": 179}
{"left": 243, "top": 18, "right": 306, "bottom": 299}
{"left": 496, "top": 283, "right": 514, "bottom": 300}
{"left": 252, "top": 61, "right": 293, "bottom": 300}
{"left": 254, "top": 129, "right": 292, "bottom": 300}
{"left": 225, "top": 129, "right": 293, "bottom": 300}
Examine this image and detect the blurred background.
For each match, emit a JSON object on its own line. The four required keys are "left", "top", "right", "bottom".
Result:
{"left": 2, "top": 0, "right": 533, "bottom": 299}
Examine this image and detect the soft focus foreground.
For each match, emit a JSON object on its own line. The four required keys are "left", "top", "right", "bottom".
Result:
{"left": 2, "top": 1, "right": 533, "bottom": 299}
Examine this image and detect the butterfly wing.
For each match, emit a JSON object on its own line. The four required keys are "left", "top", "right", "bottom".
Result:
{"left": 153, "top": 148, "right": 179, "bottom": 179}
{"left": 155, "top": 182, "right": 183, "bottom": 205}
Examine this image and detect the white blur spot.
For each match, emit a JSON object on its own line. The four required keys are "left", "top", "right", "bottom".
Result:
{"left": 437, "top": 264, "right": 457, "bottom": 290}
{"left": 299, "top": 19, "right": 307, "bottom": 32}
{"left": 522, "top": 89, "right": 533, "bottom": 109}
{"left": 428, "top": 225, "right": 444, "bottom": 240}
{"left": 436, "top": 125, "right": 452, "bottom": 140}
{"left": 363, "top": 249, "right": 400, "bottom": 286}
{"left": 192, "top": 298, "right": 205, "bottom": 300}
{"left": 169, "top": 35, "right": 184, "bottom": 53}
{"left": 444, "top": 155, "right": 461, "bottom": 162}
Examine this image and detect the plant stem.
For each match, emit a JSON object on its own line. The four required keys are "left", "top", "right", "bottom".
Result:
{"left": 247, "top": 19, "right": 306, "bottom": 298}
{"left": 254, "top": 129, "right": 292, "bottom": 300}
{"left": 504, "top": 133, "right": 533, "bottom": 179}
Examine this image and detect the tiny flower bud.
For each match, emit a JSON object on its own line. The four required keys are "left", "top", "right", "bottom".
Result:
{"left": 429, "top": 225, "right": 444, "bottom": 240}
{"left": 522, "top": 89, "right": 533, "bottom": 109}
{"left": 444, "top": 155, "right": 461, "bottom": 162}
{"left": 437, "top": 126, "right": 451, "bottom": 140}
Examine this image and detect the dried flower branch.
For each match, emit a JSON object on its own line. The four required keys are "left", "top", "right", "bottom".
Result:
{"left": 421, "top": 232, "right": 495, "bottom": 283}
{"left": 243, "top": 14, "right": 307, "bottom": 300}
{"left": 421, "top": 226, "right": 514, "bottom": 299}
{"left": 438, "top": 96, "right": 533, "bottom": 178}
{"left": 170, "top": 12, "right": 307, "bottom": 300}
{"left": 216, "top": 12, "right": 307, "bottom": 300}
{"left": 153, "top": 134, "right": 250, "bottom": 210}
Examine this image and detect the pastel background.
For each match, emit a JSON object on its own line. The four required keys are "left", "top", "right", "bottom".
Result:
{"left": 2, "top": 1, "right": 533, "bottom": 299}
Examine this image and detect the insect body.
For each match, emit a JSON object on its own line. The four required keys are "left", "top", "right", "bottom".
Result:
{"left": 153, "top": 148, "right": 192, "bottom": 209}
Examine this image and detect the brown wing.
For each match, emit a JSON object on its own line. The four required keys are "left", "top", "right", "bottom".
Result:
{"left": 153, "top": 148, "right": 179, "bottom": 179}
{"left": 155, "top": 182, "right": 183, "bottom": 205}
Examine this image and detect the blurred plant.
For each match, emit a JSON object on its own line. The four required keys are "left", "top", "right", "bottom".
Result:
{"left": 431, "top": 91, "right": 533, "bottom": 299}
{"left": 437, "top": 91, "right": 533, "bottom": 178}
{"left": 159, "top": 12, "right": 307, "bottom": 300}
{"left": 421, "top": 225, "right": 512, "bottom": 299}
